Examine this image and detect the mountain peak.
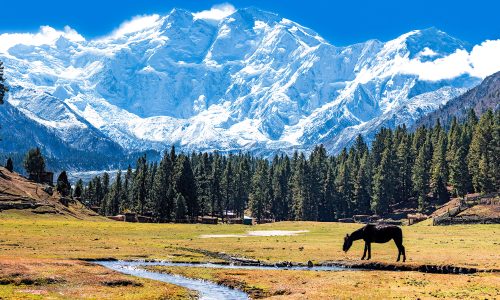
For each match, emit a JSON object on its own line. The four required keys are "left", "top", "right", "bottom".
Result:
{"left": 404, "top": 27, "right": 468, "bottom": 58}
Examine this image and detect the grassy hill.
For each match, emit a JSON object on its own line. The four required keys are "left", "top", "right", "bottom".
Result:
{"left": 0, "top": 167, "right": 99, "bottom": 219}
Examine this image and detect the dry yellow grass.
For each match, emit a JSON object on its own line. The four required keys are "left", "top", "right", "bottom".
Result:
{"left": 147, "top": 266, "right": 500, "bottom": 300}
{"left": 1, "top": 214, "right": 499, "bottom": 268}
{"left": 0, "top": 258, "right": 193, "bottom": 300}
{"left": 0, "top": 212, "right": 499, "bottom": 299}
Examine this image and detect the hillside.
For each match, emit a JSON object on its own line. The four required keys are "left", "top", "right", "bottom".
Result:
{"left": 0, "top": 167, "right": 99, "bottom": 219}
{"left": 414, "top": 71, "right": 500, "bottom": 128}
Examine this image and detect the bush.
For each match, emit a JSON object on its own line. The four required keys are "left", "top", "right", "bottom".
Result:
{"left": 5, "top": 157, "right": 13, "bottom": 172}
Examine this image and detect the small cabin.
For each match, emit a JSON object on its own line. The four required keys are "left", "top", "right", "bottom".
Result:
{"left": 200, "top": 216, "right": 218, "bottom": 224}
{"left": 243, "top": 216, "right": 255, "bottom": 225}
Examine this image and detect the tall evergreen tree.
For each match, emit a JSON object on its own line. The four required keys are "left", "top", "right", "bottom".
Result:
{"left": 132, "top": 156, "right": 147, "bottom": 214}
{"left": 335, "top": 159, "right": 353, "bottom": 218}
{"left": 73, "top": 179, "right": 84, "bottom": 199}
{"left": 23, "top": 148, "right": 45, "bottom": 181}
{"left": 194, "top": 153, "right": 211, "bottom": 217}
{"left": 354, "top": 153, "right": 371, "bottom": 214}
{"left": 120, "top": 165, "right": 133, "bottom": 212}
{"left": 234, "top": 157, "right": 251, "bottom": 218}
{"left": 174, "top": 155, "right": 197, "bottom": 219}
{"left": 468, "top": 110, "right": 494, "bottom": 193}
{"left": 430, "top": 134, "right": 449, "bottom": 203}
{"left": 5, "top": 157, "right": 13, "bottom": 172}
{"left": 152, "top": 154, "right": 174, "bottom": 222}
{"left": 107, "top": 170, "right": 122, "bottom": 216}
{"left": 323, "top": 165, "right": 337, "bottom": 220}
{"left": 210, "top": 154, "right": 223, "bottom": 217}
{"left": 221, "top": 160, "right": 235, "bottom": 220}
{"left": 56, "top": 171, "right": 71, "bottom": 197}
{"left": 249, "top": 160, "right": 271, "bottom": 223}
{"left": 395, "top": 133, "right": 413, "bottom": 204}
{"left": 371, "top": 146, "right": 395, "bottom": 214}
{"left": 175, "top": 193, "right": 187, "bottom": 220}
{"left": 413, "top": 140, "right": 432, "bottom": 210}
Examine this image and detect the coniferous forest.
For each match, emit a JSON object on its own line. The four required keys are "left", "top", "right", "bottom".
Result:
{"left": 77, "top": 109, "right": 500, "bottom": 222}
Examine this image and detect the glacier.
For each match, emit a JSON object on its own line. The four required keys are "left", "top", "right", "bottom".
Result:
{"left": 0, "top": 7, "right": 487, "bottom": 168}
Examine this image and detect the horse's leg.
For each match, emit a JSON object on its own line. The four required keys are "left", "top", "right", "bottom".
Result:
{"left": 394, "top": 237, "right": 405, "bottom": 262}
{"left": 361, "top": 243, "right": 367, "bottom": 260}
{"left": 367, "top": 243, "right": 371, "bottom": 260}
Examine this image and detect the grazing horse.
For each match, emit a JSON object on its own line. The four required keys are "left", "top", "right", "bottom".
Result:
{"left": 343, "top": 224, "right": 406, "bottom": 262}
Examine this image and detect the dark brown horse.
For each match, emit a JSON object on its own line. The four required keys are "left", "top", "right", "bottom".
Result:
{"left": 343, "top": 224, "right": 406, "bottom": 262}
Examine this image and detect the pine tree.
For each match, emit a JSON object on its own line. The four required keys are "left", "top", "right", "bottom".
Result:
{"left": 73, "top": 179, "right": 84, "bottom": 199}
{"left": 249, "top": 160, "right": 271, "bottom": 223}
{"left": 492, "top": 110, "right": 500, "bottom": 192}
{"left": 413, "top": 140, "right": 431, "bottom": 210}
{"left": 175, "top": 193, "right": 187, "bottom": 220}
{"left": 449, "top": 144, "right": 470, "bottom": 198}
{"left": 290, "top": 152, "right": 308, "bottom": 220}
{"left": 468, "top": 110, "right": 494, "bottom": 193}
{"left": 132, "top": 156, "right": 147, "bottom": 214}
{"left": 145, "top": 162, "right": 157, "bottom": 212}
{"left": 107, "top": 170, "right": 122, "bottom": 216}
{"left": 100, "top": 172, "right": 110, "bottom": 214}
{"left": 396, "top": 133, "right": 413, "bottom": 204}
{"left": 221, "top": 160, "right": 235, "bottom": 220}
{"left": 354, "top": 154, "right": 371, "bottom": 214}
{"left": 430, "top": 134, "right": 449, "bottom": 204}
{"left": 23, "top": 148, "right": 45, "bottom": 182}
{"left": 323, "top": 165, "right": 337, "bottom": 220}
{"left": 309, "top": 145, "right": 328, "bottom": 221}
{"left": 335, "top": 160, "right": 353, "bottom": 218}
{"left": 56, "top": 171, "right": 71, "bottom": 197}
{"left": 194, "top": 153, "right": 211, "bottom": 217}
{"left": 234, "top": 157, "right": 251, "bottom": 218}
{"left": 371, "top": 147, "right": 395, "bottom": 215}
{"left": 120, "top": 165, "right": 133, "bottom": 212}
{"left": 271, "top": 156, "right": 291, "bottom": 221}
{"left": 173, "top": 155, "right": 197, "bottom": 219}
{"left": 102, "top": 172, "right": 110, "bottom": 200}
{"left": 5, "top": 157, "right": 13, "bottom": 172}
{"left": 92, "top": 176, "right": 103, "bottom": 208}
{"left": 477, "top": 153, "right": 494, "bottom": 193}
{"left": 210, "top": 154, "right": 223, "bottom": 217}
{"left": 152, "top": 154, "right": 174, "bottom": 222}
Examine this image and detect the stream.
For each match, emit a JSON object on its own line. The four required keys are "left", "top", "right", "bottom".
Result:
{"left": 96, "top": 260, "right": 350, "bottom": 300}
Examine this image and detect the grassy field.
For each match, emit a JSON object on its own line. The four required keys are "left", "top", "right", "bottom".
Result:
{"left": 0, "top": 211, "right": 499, "bottom": 299}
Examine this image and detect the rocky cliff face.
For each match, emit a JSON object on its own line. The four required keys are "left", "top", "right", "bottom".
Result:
{"left": 414, "top": 71, "right": 500, "bottom": 128}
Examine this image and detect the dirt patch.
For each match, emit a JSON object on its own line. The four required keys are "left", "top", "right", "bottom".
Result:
{"left": 217, "top": 277, "right": 270, "bottom": 299}
{"left": 102, "top": 279, "right": 143, "bottom": 287}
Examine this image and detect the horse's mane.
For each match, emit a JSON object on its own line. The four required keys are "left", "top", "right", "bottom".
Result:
{"left": 349, "top": 225, "right": 366, "bottom": 240}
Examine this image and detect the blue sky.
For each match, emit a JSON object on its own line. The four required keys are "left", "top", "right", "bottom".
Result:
{"left": 0, "top": 0, "right": 498, "bottom": 45}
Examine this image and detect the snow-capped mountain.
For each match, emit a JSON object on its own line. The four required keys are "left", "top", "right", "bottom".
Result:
{"left": 0, "top": 7, "right": 491, "bottom": 166}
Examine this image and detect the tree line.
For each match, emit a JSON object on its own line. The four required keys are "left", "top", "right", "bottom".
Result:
{"left": 72, "top": 109, "right": 499, "bottom": 222}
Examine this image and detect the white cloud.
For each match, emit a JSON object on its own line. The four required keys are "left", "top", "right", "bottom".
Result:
{"left": 0, "top": 26, "right": 84, "bottom": 54}
{"left": 193, "top": 3, "right": 236, "bottom": 21}
{"left": 469, "top": 39, "right": 500, "bottom": 78}
{"left": 111, "top": 14, "right": 160, "bottom": 37}
{"left": 418, "top": 47, "right": 438, "bottom": 57}
{"left": 400, "top": 39, "right": 500, "bottom": 81}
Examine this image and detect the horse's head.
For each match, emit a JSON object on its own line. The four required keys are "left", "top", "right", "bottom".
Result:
{"left": 343, "top": 234, "right": 353, "bottom": 252}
